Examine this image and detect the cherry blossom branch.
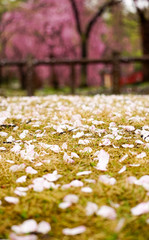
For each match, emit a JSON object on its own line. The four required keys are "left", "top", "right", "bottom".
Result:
{"left": 86, "top": 0, "right": 121, "bottom": 38}
{"left": 69, "top": 0, "right": 82, "bottom": 35}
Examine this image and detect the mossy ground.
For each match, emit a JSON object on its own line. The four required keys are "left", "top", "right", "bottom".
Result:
{"left": 0, "top": 95, "right": 149, "bottom": 240}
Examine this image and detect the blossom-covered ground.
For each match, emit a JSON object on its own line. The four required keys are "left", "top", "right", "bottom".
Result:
{"left": 0, "top": 95, "right": 149, "bottom": 240}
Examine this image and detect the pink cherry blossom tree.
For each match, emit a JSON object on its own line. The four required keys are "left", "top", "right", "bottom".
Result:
{"left": 1, "top": 0, "right": 116, "bottom": 88}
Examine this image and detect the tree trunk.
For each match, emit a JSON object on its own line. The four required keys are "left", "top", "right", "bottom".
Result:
{"left": 81, "top": 36, "right": 88, "bottom": 87}
{"left": 0, "top": 66, "right": 3, "bottom": 87}
{"left": 51, "top": 66, "right": 59, "bottom": 90}
{"left": 18, "top": 66, "right": 27, "bottom": 90}
{"left": 140, "top": 19, "right": 149, "bottom": 82}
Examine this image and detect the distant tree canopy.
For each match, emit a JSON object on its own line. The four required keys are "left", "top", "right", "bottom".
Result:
{"left": 1, "top": 0, "right": 115, "bottom": 87}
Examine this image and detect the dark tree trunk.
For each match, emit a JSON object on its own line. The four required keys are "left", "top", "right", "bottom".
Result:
{"left": 0, "top": 66, "right": 3, "bottom": 87}
{"left": 81, "top": 36, "right": 88, "bottom": 87}
{"left": 51, "top": 66, "right": 59, "bottom": 90}
{"left": 18, "top": 66, "right": 27, "bottom": 90}
{"left": 140, "top": 18, "right": 149, "bottom": 82}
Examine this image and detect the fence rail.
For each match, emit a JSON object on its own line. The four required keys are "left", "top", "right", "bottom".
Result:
{"left": 1, "top": 56, "right": 149, "bottom": 66}
{"left": 0, "top": 53, "right": 149, "bottom": 95}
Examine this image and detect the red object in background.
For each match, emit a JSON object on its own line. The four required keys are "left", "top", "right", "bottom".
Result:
{"left": 120, "top": 71, "right": 143, "bottom": 86}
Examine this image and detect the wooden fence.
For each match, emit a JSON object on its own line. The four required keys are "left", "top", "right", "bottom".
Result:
{"left": 0, "top": 52, "right": 149, "bottom": 96}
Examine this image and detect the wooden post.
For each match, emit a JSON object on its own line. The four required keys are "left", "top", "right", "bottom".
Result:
{"left": 26, "top": 59, "right": 34, "bottom": 96}
{"left": 112, "top": 51, "right": 121, "bottom": 94}
{"left": 0, "top": 65, "right": 2, "bottom": 87}
{"left": 70, "top": 64, "right": 75, "bottom": 95}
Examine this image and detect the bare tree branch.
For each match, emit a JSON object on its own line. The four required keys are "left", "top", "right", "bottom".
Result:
{"left": 69, "top": 0, "right": 82, "bottom": 35}
{"left": 132, "top": 0, "right": 146, "bottom": 22}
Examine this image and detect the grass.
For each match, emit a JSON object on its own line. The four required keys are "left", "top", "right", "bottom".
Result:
{"left": 0, "top": 94, "right": 149, "bottom": 239}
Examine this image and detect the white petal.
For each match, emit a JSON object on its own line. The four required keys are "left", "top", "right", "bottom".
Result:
{"left": 49, "top": 145, "right": 61, "bottom": 153}
{"left": 16, "top": 176, "right": 27, "bottom": 183}
{"left": 5, "top": 196, "right": 19, "bottom": 204}
{"left": 0, "top": 131, "right": 8, "bottom": 137}
{"left": 43, "top": 172, "right": 62, "bottom": 182}
{"left": 81, "top": 187, "right": 92, "bottom": 193}
{"left": 63, "top": 194, "right": 79, "bottom": 203}
{"left": 122, "top": 144, "right": 134, "bottom": 148}
{"left": 73, "top": 131, "right": 84, "bottom": 138}
{"left": 127, "top": 176, "right": 137, "bottom": 184}
{"left": 119, "top": 154, "right": 128, "bottom": 163}
{"left": 63, "top": 226, "right": 86, "bottom": 235}
{"left": 136, "top": 152, "right": 146, "bottom": 159}
{"left": 118, "top": 166, "right": 126, "bottom": 174}
{"left": 62, "top": 142, "right": 67, "bottom": 150}
{"left": 115, "top": 218, "right": 125, "bottom": 232}
{"left": 26, "top": 167, "right": 37, "bottom": 175}
{"left": 95, "top": 149, "right": 109, "bottom": 171}
{"left": 97, "top": 205, "right": 117, "bottom": 220}
{"left": 10, "top": 233, "right": 37, "bottom": 240}
{"left": 59, "top": 202, "right": 72, "bottom": 209}
{"left": 131, "top": 201, "right": 149, "bottom": 216}
{"left": 86, "top": 202, "right": 98, "bottom": 216}
{"left": 14, "top": 190, "right": 26, "bottom": 197}
{"left": 10, "top": 164, "right": 25, "bottom": 172}
{"left": 99, "top": 175, "right": 116, "bottom": 185}
{"left": 37, "top": 221, "right": 51, "bottom": 234}
{"left": 71, "top": 152, "right": 79, "bottom": 158}
{"left": 77, "top": 171, "right": 91, "bottom": 176}
{"left": 70, "top": 180, "right": 83, "bottom": 187}
{"left": 20, "top": 219, "right": 38, "bottom": 233}
{"left": 78, "top": 139, "right": 90, "bottom": 145}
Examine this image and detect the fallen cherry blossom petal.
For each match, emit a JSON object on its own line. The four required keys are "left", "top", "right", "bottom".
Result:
{"left": 99, "top": 175, "right": 116, "bottom": 185}
{"left": 71, "top": 152, "right": 79, "bottom": 158}
{"left": 5, "top": 196, "right": 19, "bottom": 204}
{"left": 131, "top": 201, "right": 149, "bottom": 216}
{"left": 127, "top": 176, "right": 137, "bottom": 184}
{"left": 19, "top": 130, "right": 29, "bottom": 139}
{"left": 14, "top": 190, "right": 26, "bottom": 197}
{"left": 59, "top": 202, "right": 72, "bottom": 209}
{"left": 80, "top": 147, "right": 92, "bottom": 153}
{"left": 62, "top": 142, "right": 67, "bottom": 150}
{"left": 78, "top": 139, "right": 90, "bottom": 145}
{"left": 63, "top": 194, "right": 79, "bottom": 203}
{"left": 77, "top": 171, "right": 92, "bottom": 176}
{"left": 62, "top": 226, "right": 86, "bottom": 235}
{"left": 73, "top": 131, "right": 84, "bottom": 138}
{"left": 10, "top": 164, "right": 25, "bottom": 172}
{"left": 81, "top": 187, "right": 92, "bottom": 193}
{"left": 26, "top": 167, "right": 37, "bottom": 174}
{"left": 0, "top": 131, "right": 8, "bottom": 137}
{"left": 10, "top": 233, "right": 37, "bottom": 240}
{"left": 115, "top": 218, "right": 125, "bottom": 232}
{"left": 16, "top": 175, "right": 27, "bottom": 183}
{"left": 37, "top": 221, "right": 51, "bottom": 234}
{"left": 86, "top": 202, "right": 98, "bottom": 216}
{"left": 63, "top": 152, "right": 74, "bottom": 163}
{"left": 118, "top": 166, "right": 126, "bottom": 174}
{"left": 136, "top": 152, "right": 146, "bottom": 159}
{"left": 43, "top": 171, "right": 62, "bottom": 182}
{"left": 97, "top": 205, "right": 117, "bottom": 220}
{"left": 119, "top": 154, "right": 128, "bottom": 163}
{"left": 49, "top": 145, "right": 61, "bottom": 153}
{"left": 122, "top": 144, "right": 134, "bottom": 148}
{"left": 95, "top": 149, "right": 109, "bottom": 171}
{"left": 84, "top": 179, "right": 96, "bottom": 183}
{"left": 20, "top": 219, "right": 37, "bottom": 234}
{"left": 70, "top": 180, "right": 83, "bottom": 187}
